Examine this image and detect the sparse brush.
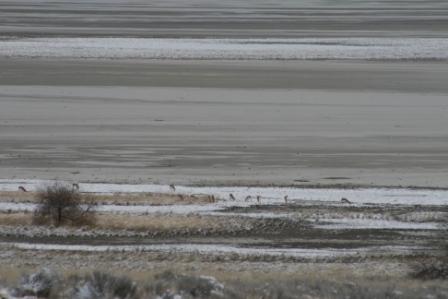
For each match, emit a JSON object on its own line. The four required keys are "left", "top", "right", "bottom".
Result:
{"left": 2, "top": 269, "right": 448, "bottom": 299}
{"left": 146, "top": 271, "right": 228, "bottom": 299}
{"left": 72, "top": 271, "right": 137, "bottom": 299}
{"left": 409, "top": 210, "right": 448, "bottom": 280}
{"left": 410, "top": 258, "right": 448, "bottom": 280}
{"left": 9, "top": 268, "right": 58, "bottom": 298}
{"left": 33, "top": 183, "right": 95, "bottom": 227}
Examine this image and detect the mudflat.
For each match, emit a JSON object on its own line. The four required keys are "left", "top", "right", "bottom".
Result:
{"left": 1, "top": 59, "right": 447, "bottom": 187}
{"left": 2, "top": 0, "right": 448, "bottom": 38}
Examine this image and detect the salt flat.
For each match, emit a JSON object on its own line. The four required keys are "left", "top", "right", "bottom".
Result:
{"left": 1, "top": 59, "right": 448, "bottom": 187}
{"left": 2, "top": 37, "right": 448, "bottom": 60}
{"left": 2, "top": 0, "right": 448, "bottom": 38}
{"left": 1, "top": 0, "right": 447, "bottom": 187}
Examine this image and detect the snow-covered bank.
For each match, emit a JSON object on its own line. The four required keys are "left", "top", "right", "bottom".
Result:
{"left": 1, "top": 38, "right": 448, "bottom": 60}
{"left": 0, "top": 202, "right": 221, "bottom": 214}
{"left": 1, "top": 179, "right": 447, "bottom": 206}
{"left": 0, "top": 241, "right": 418, "bottom": 258}
{"left": 315, "top": 219, "right": 441, "bottom": 230}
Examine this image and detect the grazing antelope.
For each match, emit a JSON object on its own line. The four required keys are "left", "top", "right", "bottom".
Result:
{"left": 169, "top": 184, "right": 176, "bottom": 192}
{"left": 72, "top": 183, "right": 79, "bottom": 190}
{"left": 256, "top": 195, "right": 261, "bottom": 203}
{"left": 229, "top": 193, "right": 236, "bottom": 201}
{"left": 245, "top": 195, "right": 252, "bottom": 202}
{"left": 341, "top": 197, "right": 352, "bottom": 204}
{"left": 178, "top": 194, "right": 184, "bottom": 201}
{"left": 284, "top": 195, "right": 288, "bottom": 204}
{"left": 18, "top": 186, "right": 27, "bottom": 192}
{"left": 209, "top": 195, "right": 216, "bottom": 203}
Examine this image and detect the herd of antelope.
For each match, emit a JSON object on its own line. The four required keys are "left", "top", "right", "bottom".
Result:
{"left": 16, "top": 183, "right": 353, "bottom": 205}
{"left": 168, "top": 184, "right": 353, "bottom": 204}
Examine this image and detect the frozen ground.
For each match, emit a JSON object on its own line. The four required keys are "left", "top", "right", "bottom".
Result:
{"left": 0, "top": 186, "right": 445, "bottom": 286}
{"left": 2, "top": 37, "right": 448, "bottom": 60}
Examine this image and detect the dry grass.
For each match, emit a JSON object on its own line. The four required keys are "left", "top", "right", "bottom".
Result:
{"left": 94, "top": 193, "right": 213, "bottom": 205}
{"left": 0, "top": 212, "right": 230, "bottom": 232}
{"left": 0, "top": 191, "right": 212, "bottom": 205}
{"left": 0, "top": 191, "right": 36, "bottom": 202}
{"left": 94, "top": 214, "right": 227, "bottom": 231}
{"left": 0, "top": 212, "right": 32, "bottom": 226}
{"left": 2, "top": 264, "right": 447, "bottom": 299}
{"left": 0, "top": 262, "right": 406, "bottom": 285}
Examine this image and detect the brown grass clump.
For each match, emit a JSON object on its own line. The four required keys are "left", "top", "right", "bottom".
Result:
{"left": 0, "top": 212, "right": 230, "bottom": 233}
{"left": 0, "top": 191, "right": 36, "bottom": 202}
{"left": 94, "top": 214, "right": 229, "bottom": 232}
{"left": 0, "top": 212, "right": 32, "bottom": 226}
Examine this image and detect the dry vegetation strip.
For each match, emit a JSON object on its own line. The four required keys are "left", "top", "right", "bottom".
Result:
{"left": 0, "top": 212, "right": 236, "bottom": 231}
{"left": 1, "top": 264, "right": 448, "bottom": 299}
{"left": 0, "top": 191, "right": 211, "bottom": 205}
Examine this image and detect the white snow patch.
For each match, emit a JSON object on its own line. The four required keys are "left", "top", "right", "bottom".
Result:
{"left": 206, "top": 211, "right": 291, "bottom": 218}
{"left": 0, "top": 202, "right": 220, "bottom": 215}
{"left": 0, "top": 242, "right": 417, "bottom": 258}
{"left": 315, "top": 218, "right": 441, "bottom": 230}
{"left": 1, "top": 179, "right": 447, "bottom": 206}
{"left": 1, "top": 38, "right": 448, "bottom": 60}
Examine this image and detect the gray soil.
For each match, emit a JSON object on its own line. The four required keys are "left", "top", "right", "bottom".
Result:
{"left": 1, "top": 59, "right": 448, "bottom": 187}
{"left": 1, "top": 0, "right": 448, "bottom": 187}
{"left": 2, "top": 0, "right": 448, "bottom": 38}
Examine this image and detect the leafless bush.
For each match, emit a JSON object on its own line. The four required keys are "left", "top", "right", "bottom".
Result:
{"left": 410, "top": 211, "right": 448, "bottom": 280}
{"left": 33, "top": 183, "right": 95, "bottom": 226}
{"left": 145, "top": 271, "right": 228, "bottom": 299}
{"left": 72, "top": 271, "right": 137, "bottom": 299}
{"left": 410, "top": 258, "right": 448, "bottom": 280}
{"left": 2, "top": 269, "right": 448, "bottom": 299}
{"left": 9, "top": 268, "right": 58, "bottom": 298}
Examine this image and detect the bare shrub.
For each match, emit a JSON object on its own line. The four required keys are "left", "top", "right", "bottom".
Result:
{"left": 33, "top": 183, "right": 95, "bottom": 226}
{"left": 410, "top": 258, "right": 448, "bottom": 280}
{"left": 3, "top": 269, "right": 448, "bottom": 299}
{"left": 72, "top": 271, "right": 137, "bottom": 299}
{"left": 410, "top": 211, "right": 448, "bottom": 280}
{"left": 442, "top": 212, "right": 448, "bottom": 256}
{"left": 146, "top": 271, "right": 227, "bottom": 299}
{"left": 9, "top": 268, "right": 58, "bottom": 298}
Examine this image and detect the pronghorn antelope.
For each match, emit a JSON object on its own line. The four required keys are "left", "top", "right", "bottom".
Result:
{"left": 245, "top": 195, "right": 252, "bottom": 202}
{"left": 284, "top": 195, "right": 288, "bottom": 203}
{"left": 256, "top": 195, "right": 261, "bottom": 203}
{"left": 169, "top": 184, "right": 176, "bottom": 192}
{"left": 229, "top": 193, "right": 236, "bottom": 201}
{"left": 341, "top": 197, "right": 352, "bottom": 204}
{"left": 72, "top": 183, "right": 80, "bottom": 190}
{"left": 18, "top": 186, "right": 27, "bottom": 192}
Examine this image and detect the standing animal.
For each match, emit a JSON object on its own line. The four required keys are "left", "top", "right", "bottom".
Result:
{"left": 284, "top": 195, "right": 288, "bottom": 203}
{"left": 178, "top": 194, "right": 184, "bottom": 201}
{"left": 229, "top": 193, "right": 236, "bottom": 201}
{"left": 169, "top": 184, "right": 176, "bottom": 192}
{"left": 256, "top": 195, "right": 261, "bottom": 203}
{"left": 72, "top": 183, "right": 80, "bottom": 190}
{"left": 209, "top": 195, "right": 216, "bottom": 203}
{"left": 18, "top": 186, "right": 27, "bottom": 192}
{"left": 245, "top": 195, "right": 252, "bottom": 202}
{"left": 341, "top": 197, "right": 352, "bottom": 204}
